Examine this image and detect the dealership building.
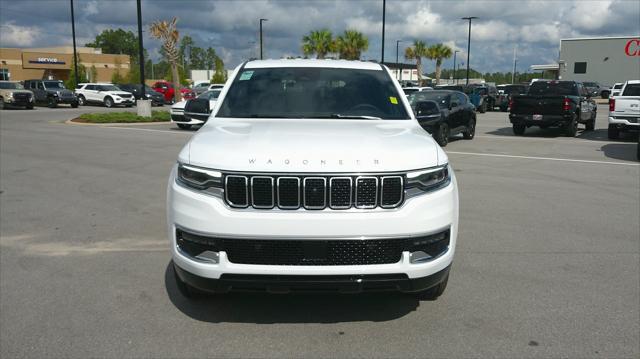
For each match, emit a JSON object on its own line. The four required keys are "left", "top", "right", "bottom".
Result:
{"left": 531, "top": 36, "right": 640, "bottom": 85}
{"left": 0, "top": 46, "right": 130, "bottom": 82}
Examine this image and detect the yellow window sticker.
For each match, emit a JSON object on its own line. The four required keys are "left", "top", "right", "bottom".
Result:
{"left": 389, "top": 96, "right": 398, "bottom": 104}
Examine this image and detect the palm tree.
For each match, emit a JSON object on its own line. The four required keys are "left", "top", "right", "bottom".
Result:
{"left": 150, "top": 17, "right": 181, "bottom": 102}
{"left": 301, "top": 29, "right": 335, "bottom": 59}
{"left": 426, "top": 43, "right": 453, "bottom": 85}
{"left": 404, "top": 40, "right": 428, "bottom": 84}
{"left": 335, "top": 30, "right": 369, "bottom": 60}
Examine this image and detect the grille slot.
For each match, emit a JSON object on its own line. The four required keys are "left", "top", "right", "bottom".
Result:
{"left": 277, "top": 177, "right": 300, "bottom": 209}
{"left": 329, "top": 177, "right": 352, "bottom": 209}
{"left": 303, "top": 177, "right": 326, "bottom": 209}
{"left": 251, "top": 176, "right": 274, "bottom": 208}
{"left": 381, "top": 176, "right": 403, "bottom": 208}
{"left": 355, "top": 177, "right": 378, "bottom": 208}
{"left": 223, "top": 173, "right": 405, "bottom": 210}
{"left": 225, "top": 176, "right": 248, "bottom": 207}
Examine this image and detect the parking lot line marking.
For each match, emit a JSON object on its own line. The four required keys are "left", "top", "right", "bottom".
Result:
{"left": 102, "top": 126, "right": 190, "bottom": 134}
{"left": 446, "top": 151, "right": 640, "bottom": 166}
{"left": 473, "top": 135, "right": 620, "bottom": 144}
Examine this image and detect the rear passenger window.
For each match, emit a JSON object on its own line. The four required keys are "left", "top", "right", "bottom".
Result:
{"left": 622, "top": 84, "right": 640, "bottom": 96}
{"left": 456, "top": 93, "right": 467, "bottom": 105}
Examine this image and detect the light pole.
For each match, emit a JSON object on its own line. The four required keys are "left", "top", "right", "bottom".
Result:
{"left": 70, "top": 0, "right": 79, "bottom": 87}
{"left": 395, "top": 40, "right": 403, "bottom": 80}
{"left": 512, "top": 45, "right": 517, "bottom": 84}
{"left": 461, "top": 16, "right": 477, "bottom": 85}
{"left": 248, "top": 41, "right": 256, "bottom": 60}
{"left": 136, "top": 0, "right": 145, "bottom": 97}
{"left": 259, "top": 18, "right": 268, "bottom": 60}
{"left": 452, "top": 50, "right": 459, "bottom": 85}
{"left": 381, "top": 0, "right": 386, "bottom": 63}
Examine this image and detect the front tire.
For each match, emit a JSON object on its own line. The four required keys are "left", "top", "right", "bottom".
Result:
{"left": 172, "top": 263, "right": 197, "bottom": 299}
{"left": 0, "top": 98, "right": 4, "bottom": 110}
{"left": 414, "top": 273, "right": 449, "bottom": 301}
{"left": 608, "top": 124, "right": 620, "bottom": 139}
{"left": 47, "top": 97, "right": 57, "bottom": 108}
{"left": 479, "top": 102, "right": 486, "bottom": 113}
{"left": 26, "top": 103, "right": 34, "bottom": 110}
{"left": 104, "top": 97, "right": 114, "bottom": 108}
{"left": 513, "top": 123, "right": 526, "bottom": 135}
{"left": 177, "top": 123, "right": 192, "bottom": 130}
{"left": 77, "top": 95, "right": 86, "bottom": 106}
{"left": 434, "top": 122, "right": 449, "bottom": 147}
{"left": 71, "top": 101, "right": 79, "bottom": 108}
{"left": 463, "top": 117, "right": 476, "bottom": 139}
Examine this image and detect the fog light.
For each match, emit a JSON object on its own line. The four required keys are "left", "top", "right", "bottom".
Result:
{"left": 195, "top": 250, "right": 219, "bottom": 264}
{"left": 407, "top": 229, "right": 450, "bottom": 263}
{"left": 410, "top": 251, "right": 432, "bottom": 263}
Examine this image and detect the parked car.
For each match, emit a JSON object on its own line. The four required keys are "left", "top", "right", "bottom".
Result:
{"left": 403, "top": 86, "right": 433, "bottom": 96}
{"left": 610, "top": 83, "right": 624, "bottom": 98}
{"left": 608, "top": 80, "right": 640, "bottom": 139}
{"left": 0, "top": 81, "right": 34, "bottom": 109}
{"left": 115, "top": 83, "right": 164, "bottom": 106}
{"left": 467, "top": 84, "right": 498, "bottom": 112}
{"left": 496, "top": 84, "right": 528, "bottom": 111}
{"left": 509, "top": 80, "right": 597, "bottom": 136}
{"left": 583, "top": 82, "right": 610, "bottom": 99}
{"left": 168, "top": 59, "right": 458, "bottom": 300}
{"left": 171, "top": 89, "right": 221, "bottom": 130}
{"left": 23, "top": 79, "right": 78, "bottom": 108}
{"left": 152, "top": 81, "right": 195, "bottom": 104}
{"left": 408, "top": 90, "right": 476, "bottom": 146}
{"left": 193, "top": 83, "right": 225, "bottom": 96}
{"left": 75, "top": 83, "right": 134, "bottom": 108}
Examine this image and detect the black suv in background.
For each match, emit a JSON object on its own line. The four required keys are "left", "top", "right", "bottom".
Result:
{"left": 23, "top": 79, "right": 78, "bottom": 108}
{"left": 116, "top": 83, "right": 165, "bottom": 106}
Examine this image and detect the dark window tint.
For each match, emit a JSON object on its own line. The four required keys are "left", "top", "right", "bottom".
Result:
{"left": 455, "top": 93, "right": 467, "bottom": 105}
{"left": 403, "top": 88, "right": 419, "bottom": 94}
{"left": 622, "top": 84, "right": 640, "bottom": 96}
{"left": 528, "top": 82, "right": 578, "bottom": 96}
{"left": 85, "top": 85, "right": 95, "bottom": 90}
{"left": 574, "top": 62, "right": 587, "bottom": 74}
{"left": 218, "top": 67, "right": 409, "bottom": 119}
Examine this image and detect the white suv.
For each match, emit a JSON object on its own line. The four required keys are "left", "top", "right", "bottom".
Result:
{"left": 167, "top": 60, "right": 459, "bottom": 300}
{"left": 75, "top": 83, "right": 134, "bottom": 108}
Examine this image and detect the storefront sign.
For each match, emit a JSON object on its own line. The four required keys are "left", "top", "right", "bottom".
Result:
{"left": 28, "top": 57, "right": 66, "bottom": 65}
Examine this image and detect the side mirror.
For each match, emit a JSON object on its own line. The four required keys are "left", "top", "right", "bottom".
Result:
{"left": 450, "top": 101, "right": 459, "bottom": 109}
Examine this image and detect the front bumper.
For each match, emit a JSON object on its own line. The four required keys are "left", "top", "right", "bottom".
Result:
{"left": 55, "top": 96, "right": 78, "bottom": 104}
{"left": 167, "top": 165, "right": 459, "bottom": 283}
{"left": 113, "top": 97, "right": 134, "bottom": 105}
{"left": 174, "top": 262, "right": 451, "bottom": 294}
{"left": 171, "top": 112, "right": 204, "bottom": 125}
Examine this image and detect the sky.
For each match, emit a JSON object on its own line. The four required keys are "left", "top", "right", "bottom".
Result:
{"left": 1, "top": 0, "right": 638, "bottom": 75}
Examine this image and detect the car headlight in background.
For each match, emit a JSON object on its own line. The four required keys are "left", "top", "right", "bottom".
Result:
{"left": 177, "top": 163, "right": 223, "bottom": 191}
{"left": 7, "top": 92, "right": 13, "bottom": 99}
{"left": 406, "top": 165, "right": 451, "bottom": 194}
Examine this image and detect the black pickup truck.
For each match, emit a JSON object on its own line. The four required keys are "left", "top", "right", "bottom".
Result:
{"left": 509, "top": 80, "right": 597, "bottom": 136}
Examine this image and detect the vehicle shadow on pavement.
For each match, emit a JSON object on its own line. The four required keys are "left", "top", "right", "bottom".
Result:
{"left": 486, "top": 126, "right": 576, "bottom": 138}
{"left": 599, "top": 143, "right": 640, "bottom": 162}
{"left": 577, "top": 129, "right": 638, "bottom": 143}
{"left": 164, "top": 263, "right": 419, "bottom": 323}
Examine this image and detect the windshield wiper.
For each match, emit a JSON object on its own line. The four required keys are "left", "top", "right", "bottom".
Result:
{"left": 330, "top": 114, "right": 383, "bottom": 120}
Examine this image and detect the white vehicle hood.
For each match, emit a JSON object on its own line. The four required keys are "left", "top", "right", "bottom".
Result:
{"left": 172, "top": 100, "right": 187, "bottom": 111}
{"left": 183, "top": 118, "right": 444, "bottom": 172}
{"left": 109, "top": 91, "right": 132, "bottom": 97}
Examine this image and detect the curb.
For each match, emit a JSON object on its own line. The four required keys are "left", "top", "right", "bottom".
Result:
{"left": 65, "top": 119, "right": 170, "bottom": 126}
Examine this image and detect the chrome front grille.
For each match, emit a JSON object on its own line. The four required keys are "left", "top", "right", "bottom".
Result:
{"left": 223, "top": 173, "right": 404, "bottom": 210}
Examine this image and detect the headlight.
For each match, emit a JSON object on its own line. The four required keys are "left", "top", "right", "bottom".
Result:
{"left": 406, "top": 165, "right": 450, "bottom": 193}
{"left": 53, "top": 92, "right": 59, "bottom": 97}
{"left": 7, "top": 92, "right": 13, "bottom": 99}
{"left": 177, "top": 163, "right": 222, "bottom": 190}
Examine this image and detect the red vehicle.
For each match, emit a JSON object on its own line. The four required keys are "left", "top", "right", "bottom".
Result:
{"left": 151, "top": 81, "right": 195, "bottom": 104}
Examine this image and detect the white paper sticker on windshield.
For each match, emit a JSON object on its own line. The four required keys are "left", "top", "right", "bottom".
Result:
{"left": 239, "top": 71, "right": 254, "bottom": 81}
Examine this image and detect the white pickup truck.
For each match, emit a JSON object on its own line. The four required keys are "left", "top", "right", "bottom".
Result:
{"left": 608, "top": 80, "right": 640, "bottom": 139}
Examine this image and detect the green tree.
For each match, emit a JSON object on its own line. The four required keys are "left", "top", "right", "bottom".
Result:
{"left": 426, "top": 43, "right": 453, "bottom": 85}
{"left": 335, "top": 30, "right": 369, "bottom": 60}
{"left": 302, "top": 29, "right": 335, "bottom": 59}
{"left": 89, "top": 65, "right": 98, "bottom": 83}
{"left": 85, "top": 29, "right": 148, "bottom": 64}
{"left": 111, "top": 58, "right": 125, "bottom": 84}
{"left": 150, "top": 18, "right": 182, "bottom": 102}
{"left": 211, "top": 56, "right": 226, "bottom": 83}
{"left": 405, "top": 40, "right": 428, "bottom": 84}
{"left": 65, "top": 55, "right": 87, "bottom": 90}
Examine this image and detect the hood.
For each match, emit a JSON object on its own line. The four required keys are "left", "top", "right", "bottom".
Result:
{"left": 172, "top": 100, "right": 187, "bottom": 110}
{"left": 184, "top": 118, "right": 443, "bottom": 172}
{"left": 110, "top": 91, "right": 132, "bottom": 96}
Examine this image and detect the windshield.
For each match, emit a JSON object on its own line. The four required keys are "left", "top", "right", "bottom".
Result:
{"left": 528, "top": 82, "right": 577, "bottom": 96}
{"left": 503, "top": 85, "right": 526, "bottom": 94}
{"left": 98, "top": 85, "right": 121, "bottom": 91}
{"left": 403, "top": 88, "right": 419, "bottom": 94}
{"left": 44, "top": 81, "right": 65, "bottom": 89}
{"left": 622, "top": 84, "right": 640, "bottom": 96}
{"left": 198, "top": 90, "right": 221, "bottom": 100}
{"left": 0, "top": 82, "right": 23, "bottom": 89}
{"left": 408, "top": 91, "right": 450, "bottom": 108}
{"left": 217, "top": 67, "right": 409, "bottom": 119}
{"left": 583, "top": 82, "right": 598, "bottom": 87}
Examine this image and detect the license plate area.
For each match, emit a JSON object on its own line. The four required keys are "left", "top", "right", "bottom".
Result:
{"left": 532, "top": 114, "right": 543, "bottom": 121}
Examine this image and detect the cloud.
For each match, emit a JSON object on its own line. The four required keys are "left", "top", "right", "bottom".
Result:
{"left": 0, "top": 0, "right": 638, "bottom": 74}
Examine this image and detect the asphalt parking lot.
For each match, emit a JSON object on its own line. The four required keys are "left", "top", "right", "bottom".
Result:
{"left": 1, "top": 105, "right": 638, "bottom": 358}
